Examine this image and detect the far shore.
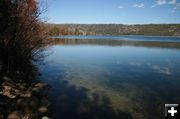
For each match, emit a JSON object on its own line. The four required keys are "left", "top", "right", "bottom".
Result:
{"left": 50, "top": 35, "right": 180, "bottom": 38}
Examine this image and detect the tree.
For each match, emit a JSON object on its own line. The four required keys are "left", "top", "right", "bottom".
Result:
{"left": 0, "top": 0, "right": 46, "bottom": 78}
{"left": 49, "top": 26, "right": 60, "bottom": 36}
{"left": 75, "top": 28, "right": 80, "bottom": 35}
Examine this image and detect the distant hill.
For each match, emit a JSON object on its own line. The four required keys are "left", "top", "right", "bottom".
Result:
{"left": 45, "top": 24, "right": 180, "bottom": 36}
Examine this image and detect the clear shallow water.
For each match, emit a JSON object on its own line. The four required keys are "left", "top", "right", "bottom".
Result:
{"left": 40, "top": 36, "right": 180, "bottom": 119}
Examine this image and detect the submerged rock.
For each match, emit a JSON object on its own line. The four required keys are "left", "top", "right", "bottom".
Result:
{"left": 7, "top": 111, "right": 22, "bottom": 119}
{"left": 1, "top": 81, "right": 32, "bottom": 99}
{"left": 42, "top": 116, "right": 49, "bottom": 119}
{"left": 38, "top": 106, "right": 48, "bottom": 113}
{"left": 2, "top": 84, "right": 16, "bottom": 99}
{"left": 0, "top": 76, "right": 50, "bottom": 119}
{"left": 34, "top": 83, "right": 47, "bottom": 89}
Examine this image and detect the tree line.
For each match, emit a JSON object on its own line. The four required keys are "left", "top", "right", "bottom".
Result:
{"left": 46, "top": 24, "right": 180, "bottom": 36}
{"left": 47, "top": 26, "right": 86, "bottom": 36}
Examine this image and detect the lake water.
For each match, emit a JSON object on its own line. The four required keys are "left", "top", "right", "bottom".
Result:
{"left": 51, "top": 35, "right": 180, "bottom": 42}
{"left": 40, "top": 35, "right": 180, "bottom": 119}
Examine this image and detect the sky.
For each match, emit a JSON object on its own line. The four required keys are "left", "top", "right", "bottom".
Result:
{"left": 46, "top": 0, "right": 180, "bottom": 24}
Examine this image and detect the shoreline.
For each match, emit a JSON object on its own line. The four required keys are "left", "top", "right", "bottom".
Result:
{"left": 50, "top": 35, "right": 180, "bottom": 39}
{"left": 0, "top": 75, "right": 50, "bottom": 119}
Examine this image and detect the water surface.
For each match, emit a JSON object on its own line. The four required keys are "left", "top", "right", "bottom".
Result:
{"left": 40, "top": 36, "right": 180, "bottom": 119}
{"left": 51, "top": 35, "right": 180, "bottom": 42}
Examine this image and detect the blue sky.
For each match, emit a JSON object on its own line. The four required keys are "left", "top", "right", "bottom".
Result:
{"left": 47, "top": 0, "right": 180, "bottom": 24}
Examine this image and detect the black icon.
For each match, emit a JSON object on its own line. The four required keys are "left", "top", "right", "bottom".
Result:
{"left": 165, "top": 104, "right": 180, "bottom": 119}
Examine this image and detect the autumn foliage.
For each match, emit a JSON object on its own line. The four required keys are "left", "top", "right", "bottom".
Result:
{"left": 0, "top": 0, "right": 46, "bottom": 76}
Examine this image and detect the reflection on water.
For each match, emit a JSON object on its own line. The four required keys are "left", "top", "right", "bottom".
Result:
{"left": 50, "top": 38, "right": 180, "bottom": 49}
{"left": 40, "top": 37, "right": 180, "bottom": 119}
{"left": 51, "top": 35, "right": 180, "bottom": 43}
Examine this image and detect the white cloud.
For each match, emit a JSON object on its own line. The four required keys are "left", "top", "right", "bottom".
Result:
{"left": 151, "top": 65, "right": 172, "bottom": 75}
{"left": 153, "top": 0, "right": 180, "bottom": 13}
{"left": 118, "top": 6, "right": 124, "bottom": 9}
{"left": 132, "top": 3, "right": 145, "bottom": 8}
{"left": 155, "top": 0, "right": 177, "bottom": 5}
{"left": 168, "top": 0, "right": 176, "bottom": 4}
{"left": 172, "top": 2, "right": 180, "bottom": 12}
{"left": 157, "top": 0, "right": 166, "bottom": 5}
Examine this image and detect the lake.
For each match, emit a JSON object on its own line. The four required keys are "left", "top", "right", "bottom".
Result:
{"left": 51, "top": 35, "right": 180, "bottom": 42}
{"left": 40, "top": 35, "right": 180, "bottom": 119}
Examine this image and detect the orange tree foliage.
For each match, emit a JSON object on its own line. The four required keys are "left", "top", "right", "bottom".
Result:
{"left": 0, "top": 0, "right": 46, "bottom": 74}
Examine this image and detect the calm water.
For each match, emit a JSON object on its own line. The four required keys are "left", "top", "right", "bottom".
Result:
{"left": 40, "top": 36, "right": 180, "bottom": 119}
{"left": 52, "top": 35, "right": 180, "bottom": 42}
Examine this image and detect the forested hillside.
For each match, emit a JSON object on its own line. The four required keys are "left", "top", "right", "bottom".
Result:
{"left": 46, "top": 24, "right": 180, "bottom": 36}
